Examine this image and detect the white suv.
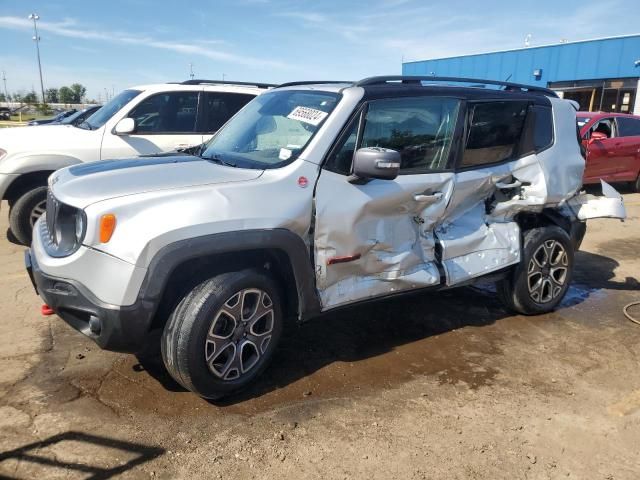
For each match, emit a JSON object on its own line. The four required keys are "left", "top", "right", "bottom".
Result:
{"left": 0, "top": 80, "right": 272, "bottom": 244}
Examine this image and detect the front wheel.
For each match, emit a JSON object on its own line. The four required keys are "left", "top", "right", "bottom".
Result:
{"left": 161, "top": 270, "right": 283, "bottom": 399}
{"left": 9, "top": 186, "right": 48, "bottom": 245}
{"left": 497, "top": 226, "right": 574, "bottom": 315}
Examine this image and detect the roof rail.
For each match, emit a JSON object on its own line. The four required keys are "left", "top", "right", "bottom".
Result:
{"left": 355, "top": 76, "right": 558, "bottom": 97}
{"left": 179, "top": 79, "right": 276, "bottom": 88}
{"left": 276, "top": 80, "right": 353, "bottom": 88}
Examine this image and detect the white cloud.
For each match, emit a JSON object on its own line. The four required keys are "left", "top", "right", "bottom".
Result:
{"left": 0, "top": 15, "right": 286, "bottom": 69}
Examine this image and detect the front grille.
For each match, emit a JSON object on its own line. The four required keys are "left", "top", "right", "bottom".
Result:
{"left": 45, "top": 188, "right": 59, "bottom": 245}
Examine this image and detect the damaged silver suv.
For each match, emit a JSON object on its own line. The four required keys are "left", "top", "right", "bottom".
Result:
{"left": 25, "top": 76, "right": 625, "bottom": 399}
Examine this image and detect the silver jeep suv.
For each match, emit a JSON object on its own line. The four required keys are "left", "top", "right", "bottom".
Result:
{"left": 25, "top": 76, "right": 625, "bottom": 399}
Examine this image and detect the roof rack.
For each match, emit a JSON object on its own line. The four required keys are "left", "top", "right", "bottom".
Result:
{"left": 355, "top": 76, "right": 558, "bottom": 97}
{"left": 179, "top": 79, "right": 276, "bottom": 88}
{"left": 277, "top": 80, "right": 353, "bottom": 88}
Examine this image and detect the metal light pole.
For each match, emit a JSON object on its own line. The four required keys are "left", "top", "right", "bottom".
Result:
{"left": 189, "top": 63, "right": 195, "bottom": 80}
{"left": 1, "top": 71, "right": 8, "bottom": 103}
{"left": 28, "top": 13, "right": 46, "bottom": 104}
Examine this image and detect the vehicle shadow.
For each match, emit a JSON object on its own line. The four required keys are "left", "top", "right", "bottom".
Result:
{"left": 135, "top": 250, "right": 639, "bottom": 405}
{"left": 0, "top": 431, "right": 164, "bottom": 479}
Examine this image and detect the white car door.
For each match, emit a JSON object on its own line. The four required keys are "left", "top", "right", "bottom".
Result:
{"left": 313, "top": 96, "right": 461, "bottom": 310}
{"left": 99, "top": 90, "right": 204, "bottom": 159}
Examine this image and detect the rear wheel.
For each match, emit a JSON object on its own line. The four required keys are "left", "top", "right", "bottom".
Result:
{"left": 9, "top": 186, "right": 47, "bottom": 245}
{"left": 161, "top": 270, "right": 283, "bottom": 399}
{"left": 497, "top": 226, "right": 573, "bottom": 315}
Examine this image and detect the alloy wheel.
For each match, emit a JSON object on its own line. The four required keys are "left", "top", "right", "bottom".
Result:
{"left": 204, "top": 288, "right": 274, "bottom": 381}
{"left": 29, "top": 200, "right": 47, "bottom": 227}
{"left": 527, "top": 239, "right": 569, "bottom": 304}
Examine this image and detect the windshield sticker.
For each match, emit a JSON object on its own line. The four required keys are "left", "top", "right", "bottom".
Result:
{"left": 287, "top": 106, "right": 328, "bottom": 126}
{"left": 279, "top": 148, "right": 292, "bottom": 160}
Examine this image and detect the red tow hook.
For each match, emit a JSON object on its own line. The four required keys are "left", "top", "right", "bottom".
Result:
{"left": 41, "top": 304, "right": 55, "bottom": 316}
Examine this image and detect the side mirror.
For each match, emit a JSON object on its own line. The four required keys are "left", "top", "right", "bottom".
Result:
{"left": 589, "top": 131, "right": 607, "bottom": 143}
{"left": 352, "top": 147, "right": 400, "bottom": 181}
{"left": 114, "top": 117, "right": 136, "bottom": 135}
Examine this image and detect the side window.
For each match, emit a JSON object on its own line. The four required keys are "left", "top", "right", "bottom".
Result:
{"left": 590, "top": 118, "right": 615, "bottom": 138}
{"left": 360, "top": 97, "right": 460, "bottom": 173}
{"left": 128, "top": 91, "right": 199, "bottom": 134}
{"left": 462, "top": 101, "right": 528, "bottom": 167}
{"left": 199, "top": 92, "right": 255, "bottom": 133}
{"left": 616, "top": 117, "right": 640, "bottom": 137}
{"left": 518, "top": 104, "right": 554, "bottom": 156}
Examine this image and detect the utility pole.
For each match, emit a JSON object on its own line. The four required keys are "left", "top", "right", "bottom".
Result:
{"left": 222, "top": 73, "right": 226, "bottom": 82}
{"left": 1, "top": 71, "right": 8, "bottom": 103}
{"left": 189, "top": 63, "right": 195, "bottom": 80}
{"left": 28, "top": 13, "right": 46, "bottom": 104}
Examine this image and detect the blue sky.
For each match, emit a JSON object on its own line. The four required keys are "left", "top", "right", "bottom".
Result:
{"left": 1, "top": 0, "right": 639, "bottom": 100}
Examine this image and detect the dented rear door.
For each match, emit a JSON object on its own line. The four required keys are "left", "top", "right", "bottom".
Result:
{"left": 313, "top": 96, "right": 462, "bottom": 310}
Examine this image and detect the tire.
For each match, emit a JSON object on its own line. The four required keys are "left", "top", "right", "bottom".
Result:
{"left": 9, "top": 186, "right": 48, "bottom": 246}
{"left": 161, "top": 270, "right": 284, "bottom": 399}
{"left": 497, "top": 226, "right": 574, "bottom": 315}
{"left": 633, "top": 174, "right": 640, "bottom": 193}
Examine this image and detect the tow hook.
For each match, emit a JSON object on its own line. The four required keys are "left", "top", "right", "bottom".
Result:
{"left": 41, "top": 304, "right": 54, "bottom": 316}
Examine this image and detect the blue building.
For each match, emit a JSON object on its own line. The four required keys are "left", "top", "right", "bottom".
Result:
{"left": 403, "top": 34, "right": 640, "bottom": 114}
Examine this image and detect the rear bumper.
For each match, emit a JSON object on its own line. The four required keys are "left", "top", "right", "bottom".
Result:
{"left": 25, "top": 249, "right": 155, "bottom": 353}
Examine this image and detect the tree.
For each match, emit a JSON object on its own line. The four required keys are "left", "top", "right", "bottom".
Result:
{"left": 70, "top": 83, "right": 86, "bottom": 103}
{"left": 58, "top": 86, "right": 74, "bottom": 104}
{"left": 0, "top": 93, "right": 6, "bottom": 102}
{"left": 45, "top": 88, "right": 59, "bottom": 103}
{"left": 23, "top": 90, "right": 38, "bottom": 104}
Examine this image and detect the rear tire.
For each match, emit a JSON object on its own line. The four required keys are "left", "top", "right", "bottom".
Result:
{"left": 9, "top": 186, "right": 47, "bottom": 245}
{"left": 161, "top": 270, "right": 283, "bottom": 399}
{"left": 497, "top": 226, "right": 574, "bottom": 315}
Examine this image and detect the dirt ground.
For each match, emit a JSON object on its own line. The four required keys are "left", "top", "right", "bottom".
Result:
{"left": 1, "top": 191, "right": 639, "bottom": 480}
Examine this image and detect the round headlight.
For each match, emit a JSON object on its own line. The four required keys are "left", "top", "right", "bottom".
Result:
{"left": 75, "top": 210, "right": 85, "bottom": 242}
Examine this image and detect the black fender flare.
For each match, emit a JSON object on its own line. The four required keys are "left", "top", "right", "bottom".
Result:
{"left": 137, "top": 228, "right": 322, "bottom": 322}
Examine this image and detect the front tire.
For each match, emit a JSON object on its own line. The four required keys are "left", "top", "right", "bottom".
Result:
{"left": 497, "top": 226, "right": 574, "bottom": 315}
{"left": 9, "top": 186, "right": 48, "bottom": 245}
{"left": 161, "top": 270, "right": 283, "bottom": 399}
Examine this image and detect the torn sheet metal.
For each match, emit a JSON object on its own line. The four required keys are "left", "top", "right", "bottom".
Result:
{"left": 314, "top": 170, "right": 455, "bottom": 309}
{"left": 566, "top": 180, "right": 626, "bottom": 221}
{"left": 436, "top": 204, "right": 520, "bottom": 286}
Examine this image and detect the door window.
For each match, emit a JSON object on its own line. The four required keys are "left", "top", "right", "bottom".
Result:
{"left": 199, "top": 92, "right": 255, "bottom": 133}
{"left": 462, "top": 101, "right": 528, "bottom": 167}
{"left": 325, "top": 97, "right": 460, "bottom": 175}
{"left": 128, "top": 91, "right": 199, "bottom": 134}
{"left": 589, "top": 118, "right": 616, "bottom": 139}
{"left": 616, "top": 117, "right": 640, "bottom": 137}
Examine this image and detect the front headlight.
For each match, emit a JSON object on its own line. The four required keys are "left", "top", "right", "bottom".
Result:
{"left": 75, "top": 209, "right": 86, "bottom": 243}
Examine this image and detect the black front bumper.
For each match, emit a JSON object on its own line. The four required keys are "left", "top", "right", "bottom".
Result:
{"left": 25, "top": 249, "right": 155, "bottom": 353}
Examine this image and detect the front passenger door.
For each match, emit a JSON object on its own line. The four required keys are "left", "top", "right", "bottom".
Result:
{"left": 313, "top": 96, "right": 461, "bottom": 310}
{"left": 100, "top": 91, "right": 203, "bottom": 159}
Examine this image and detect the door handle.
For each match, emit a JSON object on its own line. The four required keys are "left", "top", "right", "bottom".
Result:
{"left": 413, "top": 192, "right": 443, "bottom": 203}
{"left": 495, "top": 180, "right": 522, "bottom": 189}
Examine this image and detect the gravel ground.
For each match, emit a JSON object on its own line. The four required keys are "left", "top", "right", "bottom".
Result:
{"left": 1, "top": 191, "right": 639, "bottom": 479}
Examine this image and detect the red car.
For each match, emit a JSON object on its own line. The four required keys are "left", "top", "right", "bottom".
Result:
{"left": 577, "top": 112, "right": 640, "bottom": 192}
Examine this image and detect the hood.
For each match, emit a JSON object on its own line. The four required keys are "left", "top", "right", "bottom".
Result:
{"left": 51, "top": 155, "right": 263, "bottom": 208}
{"left": 0, "top": 124, "right": 94, "bottom": 155}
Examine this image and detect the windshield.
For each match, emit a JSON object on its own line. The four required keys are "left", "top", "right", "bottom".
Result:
{"left": 201, "top": 90, "right": 340, "bottom": 169}
{"left": 84, "top": 89, "right": 141, "bottom": 129}
{"left": 577, "top": 116, "right": 591, "bottom": 128}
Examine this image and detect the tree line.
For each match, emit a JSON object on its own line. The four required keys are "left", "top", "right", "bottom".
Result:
{"left": 0, "top": 83, "right": 88, "bottom": 105}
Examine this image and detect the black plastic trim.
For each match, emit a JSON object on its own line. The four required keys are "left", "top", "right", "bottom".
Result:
{"left": 137, "top": 229, "right": 322, "bottom": 322}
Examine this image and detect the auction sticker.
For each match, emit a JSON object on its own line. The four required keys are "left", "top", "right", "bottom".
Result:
{"left": 287, "top": 106, "right": 328, "bottom": 126}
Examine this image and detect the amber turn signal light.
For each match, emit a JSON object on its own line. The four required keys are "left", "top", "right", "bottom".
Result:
{"left": 99, "top": 214, "right": 116, "bottom": 243}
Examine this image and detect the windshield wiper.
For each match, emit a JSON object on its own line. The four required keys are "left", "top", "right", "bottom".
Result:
{"left": 202, "top": 152, "right": 237, "bottom": 168}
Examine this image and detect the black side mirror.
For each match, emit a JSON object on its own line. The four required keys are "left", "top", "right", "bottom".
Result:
{"left": 352, "top": 147, "right": 400, "bottom": 181}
